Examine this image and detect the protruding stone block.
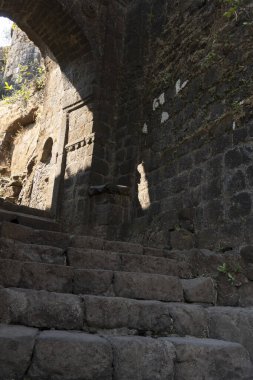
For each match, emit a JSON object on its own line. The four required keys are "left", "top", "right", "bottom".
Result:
{"left": 28, "top": 331, "right": 113, "bottom": 379}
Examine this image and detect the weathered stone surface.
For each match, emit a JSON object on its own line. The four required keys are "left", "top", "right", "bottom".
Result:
{"left": 0, "top": 324, "right": 38, "bottom": 380}
{"left": 28, "top": 331, "right": 113, "bottom": 380}
{"left": 143, "top": 246, "right": 165, "bottom": 257}
{"left": 120, "top": 254, "right": 190, "bottom": 278}
{"left": 104, "top": 240, "right": 143, "bottom": 255}
{"left": 20, "top": 262, "right": 73, "bottom": 292}
{"left": 240, "top": 246, "right": 253, "bottom": 263}
{"left": 0, "top": 237, "right": 66, "bottom": 265}
{"left": 208, "top": 306, "right": 253, "bottom": 361}
{"left": 67, "top": 248, "right": 121, "bottom": 271}
{"left": 84, "top": 295, "right": 174, "bottom": 335}
{"left": 114, "top": 272, "right": 184, "bottom": 302}
{"left": 110, "top": 336, "right": 175, "bottom": 380}
{"left": 0, "top": 222, "right": 69, "bottom": 248}
{"left": 0, "top": 258, "right": 22, "bottom": 287}
{"left": 83, "top": 295, "right": 208, "bottom": 337}
{"left": 182, "top": 277, "right": 216, "bottom": 304}
{"left": 170, "top": 229, "right": 195, "bottom": 250}
{"left": 167, "top": 337, "right": 252, "bottom": 380}
{"left": 0, "top": 288, "right": 84, "bottom": 330}
{"left": 166, "top": 303, "right": 208, "bottom": 338}
{"left": 73, "top": 269, "right": 114, "bottom": 296}
{"left": 239, "top": 282, "right": 253, "bottom": 307}
{"left": 70, "top": 235, "right": 104, "bottom": 250}
{"left": 216, "top": 275, "right": 239, "bottom": 306}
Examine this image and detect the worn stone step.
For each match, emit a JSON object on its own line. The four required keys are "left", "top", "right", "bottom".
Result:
{"left": 0, "top": 237, "right": 66, "bottom": 265}
{"left": 208, "top": 306, "right": 253, "bottom": 362}
{"left": 0, "top": 221, "right": 70, "bottom": 248}
{"left": 182, "top": 277, "right": 217, "bottom": 304}
{"left": 70, "top": 236, "right": 167, "bottom": 257}
{"left": 1, "top": 323, "right": 251, "bottom": 380}
{"left": 0, "top": 205, "right": 60, "bottom": 231}
{"left": 0, "top": 258, "right": 217, "bottom": 303}
{"left": 0, "top": 239, "right": 191, "bottom": 280}
{"left": 114, "top": 271, "right": 184, "bottom": 302}
{"left": 67, "top": 247, "right": 192, "bottom": 278}
{"left": 167, "top": 336, "right": 252, "bottom": 380}
{"left": 0, "top": 288, "right": 208, "bottom": 336}
{"left": 0, "top": 259, "right": 73, "bottom": 293}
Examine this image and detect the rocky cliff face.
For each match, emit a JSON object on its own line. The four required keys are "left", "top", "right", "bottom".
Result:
{"left": 0, "top": 26, "right": 63, "bottom": 211}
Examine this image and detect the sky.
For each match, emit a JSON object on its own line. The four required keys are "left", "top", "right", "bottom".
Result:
{"left": 0, "top": 17, "right": 13, "bottom": 47}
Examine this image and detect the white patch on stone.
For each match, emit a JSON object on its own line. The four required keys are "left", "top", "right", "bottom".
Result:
{"left": 159, "top": 93, "right": 165, "bottom": 105}
{"left": 153, "top": 98, "right": 159, "bottom": 111}
{"left": 142, "top": 123, "right": 148, "bottom": 134}
{"left": 181, "top": 80, "right": 189, "bottom": 90}
{"left": 153, "top": 93, "right": 166, "bottom": 111}
{"left": 232, "top": 121, "right": 236, "bottom": 130}
{"left": 161, "top": 112, "right": 169, "bottom": 124}
{"left": 176, "top": 79, "right": 189, "bottom": 95}
{"left": 176, "top": 79, "right": 181, "bottom": 95}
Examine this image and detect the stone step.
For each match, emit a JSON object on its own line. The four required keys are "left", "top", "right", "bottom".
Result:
{"left": 0, "top": 239, "right": 191, "bottom": 277}
{"left": 0, "top": 204, "right": 60, "bottom": 231}
{"left": 208, "top": 306, "right": 253, "bottom": 362}
{"left": 0, "top": 258, "right": 217, "bottom": 303}
{"left": 0, "top": 221, "right": 70, "bottom": 248}
{"left": 0, "top": 221, "right": 167, "bottom": 258}
{"left": 0, "top": 237, "right": 66, "bottom": 265}
{"left": 71, "top": 236, "right": 167, "bottom": 257}
{"left": 67, "top": 247, "right": 192, "bottom": 278}
{"left": 0, "top": 288, "right": 208, "bottom": 336}
{"left": 166, "top": 336, "right": 252, "bottom": 380}
{"left": 0, "top": 259, "right": 188, "bottom": 301}
{"left": 1, "top": 324, "right": 251, "bottom": 380}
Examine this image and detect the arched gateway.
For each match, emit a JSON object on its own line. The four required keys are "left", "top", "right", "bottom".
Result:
{"left": 0, "top": 0, "right": 131, "bottom": 237}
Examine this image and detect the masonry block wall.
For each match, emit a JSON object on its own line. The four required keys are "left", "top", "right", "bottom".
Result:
{"left": 2, "top": 0, "right": 253, "bottom": 249}
{"left": 116, "top": 0, "right": 253, "bottom": 250}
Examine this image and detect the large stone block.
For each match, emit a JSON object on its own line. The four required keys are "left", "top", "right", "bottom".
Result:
{"left": 73, "top": 269, "right": 114, "bottom": 296}
{"left": 70, "top": 235, "right": 104, "bottom": 250}
{"left": 0, "top": 238, "right": 66, "bottom": 265}
{"left": 0, "top": 258, "right": 22, "bottom": 287}
{"left": 28, "top": 331, "right": 113, "bottom": 380}
{"left": 166, "top": 337, "right": 252, "bottom": 380}
{"left": 114, "top": 272, "right": 184, "bottom": 302}
{"left": 67, "top": 248, "right": 121, "bottom": 271}
{"left": 0, "top": 288, "right": 84, "bottom": 330}
{"left": 120, "top": 254, "right": 190, "bottom": 277}
{"left": 208, "top": 306, "right": 253, "bottom": 361}
{"left": 103, "top": 240, "right": 143, "bottom": 255}
{"left": 0, "top": 222, "right": 70, "bottom": 248}
{"left": 83, "top": 295, "right": 207, "bottom": 337}
{"left": 110, "top": 336, "right": 175, "bottom": 380}
{"left": 0, "top": 324, "right": 38, "bottom": 380}
{"left": 182, "top": 277, "right": 217, "bottom": 304}
{"left": 20, "top": 262, "right": 73, "bottom": 293}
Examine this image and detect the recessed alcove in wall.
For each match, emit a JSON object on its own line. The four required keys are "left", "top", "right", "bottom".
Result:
{"left": 41, "top": 138, "right": 53, "bottom": 165}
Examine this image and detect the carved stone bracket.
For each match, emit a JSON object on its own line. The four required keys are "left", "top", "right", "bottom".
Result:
{"left": 89, "top": 183, "right": 130, "bottom": 196}
{"left": 65, "top": 134, "right": 95, "bottom": 153}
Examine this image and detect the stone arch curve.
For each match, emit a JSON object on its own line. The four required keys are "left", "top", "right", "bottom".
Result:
{"left": 0, "top": 0, "right": 94, "bottom": 65}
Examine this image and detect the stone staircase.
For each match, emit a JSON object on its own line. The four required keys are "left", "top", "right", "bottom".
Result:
{"left": 0, "top": 221, "right": 253, "bottom": 379}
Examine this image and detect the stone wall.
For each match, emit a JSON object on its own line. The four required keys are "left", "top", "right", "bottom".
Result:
{"left": 115, "top": 0, "right": 253, "bottom": 251}
{"left": 2, "top": 0, "right": 253, "bottom": 250}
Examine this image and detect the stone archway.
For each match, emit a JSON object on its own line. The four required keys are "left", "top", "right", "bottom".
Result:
{"left": 0, "top": 0, "right": 131, "bottom": 236}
